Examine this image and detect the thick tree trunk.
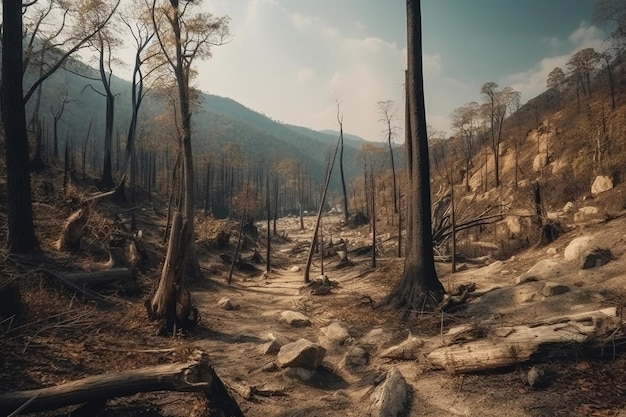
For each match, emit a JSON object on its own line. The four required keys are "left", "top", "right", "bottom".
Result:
{"left": 387, "top": 0, "right": 444, "bottom": 312}
{"left": 1, "top": 3, "right": 37, "bottom": 253}
{"left": 0, "top": 351, "right": 244, "bottom": 416}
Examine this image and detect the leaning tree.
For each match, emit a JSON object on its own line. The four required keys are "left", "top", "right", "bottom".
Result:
{"left": 386, "top": 0, "right": 446, "bottom": 313}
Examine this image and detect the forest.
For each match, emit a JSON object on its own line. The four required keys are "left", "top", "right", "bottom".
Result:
{"left": 3, "top": 0, "right": 626, "bottom": 416}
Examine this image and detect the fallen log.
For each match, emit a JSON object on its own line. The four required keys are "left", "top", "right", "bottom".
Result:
{"left": 61, "top": 268, "right": 134, "bottom": 287}
{"left": 427, "top": 307, "right": 621, "bottom": 374}
{"left": 0, "top": 351, "right": 243, "bottom": 416}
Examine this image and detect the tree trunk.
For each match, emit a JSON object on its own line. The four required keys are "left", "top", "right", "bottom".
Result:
{"left": 387, "top": 0, "right": 445, "bottom": 312}
{"left": 427, "top": 308, "right": 619, "bottom": 374}
{"left": 339, "top": 126, "right": 349, "bottom": 224}
{"left": 2, "top": 1, "right": 37, "bottom": 253}
{"left": 0, "top": 351, "right": 243, "bottom": 416}
{"left": 304, "top": 138, "right": 340, "bottom": 283}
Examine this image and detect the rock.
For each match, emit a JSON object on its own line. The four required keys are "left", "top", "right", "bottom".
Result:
{"left": 456, "top": 263, "right": 468, "bottom": 272}
{"left": 217, "top": 297, "right": 240, "bottom": 310}
{"left": 370, "top": 367, "right": 407, "bottom": 417}
{"left": 342, "top": 346, "right": 369, "bottom": 370}
{"left": 574, "top": 206, "right": 600, "bottom": 222}
{"left": 541, "top": 282, "right": 570, "bottom": 297}
{"left": 515, "top": 259, "right": 565, "bottom": 284}
{"left": 262, "top": 362, "right": 278, "bottom": 372}
{"left": 319, "top": 321, "right": 352, "bottom": 349}
{"left": 562, "top": 201, "right": 575, "bottom": 214}
{"left": 564, "top": 236, "right": 596, "bottom": 262}
{"left": 591, "top": 175, "right": 613, "bottom": 195}
{"left": 546, "top": 247, "right": 558, "bottom": 255}
{"left": 285, "top": 366, "right": 316, "bottom": 381}
{"left": 276, "top": 338, "right": 326, "bottom": 369}
{"left": 280, "top": 310, "right": 311, "bottom": 327}
{"left": 261, "top": 333, "right": 288, "bottom": 355}
{"left": 527, "top": 365, "right": 551, "bottom": 388}
{"left": 289, "top": 266, "right": 301, "bottom": 272}
{"left": 582, "top": 248, "right": 615, "bottom": 269}
{"left": 361, "top": 328, "right": 387, "bottom": 349}
{"left": 380, "top": 334, "right": 423, "bottom": 360}
{"left": 533, "top": 153, "right": 550, "bottom": 172}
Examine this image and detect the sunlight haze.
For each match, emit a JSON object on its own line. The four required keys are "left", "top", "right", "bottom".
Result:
{"left": 173, "top": 1, "right": 604, "bottom": 142}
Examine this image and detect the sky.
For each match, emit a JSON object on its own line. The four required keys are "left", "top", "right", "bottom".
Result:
{"left": 184, "top": 0, "right": 606, "bottom": 142}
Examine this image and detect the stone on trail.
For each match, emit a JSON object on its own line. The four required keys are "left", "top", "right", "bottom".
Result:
{"left": 216, "top": 297, "right": 240, "bottom": 310}
{"left": 369, "top": 367, "right": 407, "bottom": 417}
{"left": 280, "top": 310, "right": 311, "bottom": 327}
{"left": 289, "top": 265, "right": 301, "bottom": 272}
{"left": 261, "top": 333, "right": 290, "bottom": 355}
{"left": 541, "top": 282, "right": 570, "bottom": 297}
{"left": 276, "top": 338, "right": 326, "bottom": 369}
{"left": 319, "top": 321, "right": 352, "bottom": 349}
{"left": 341, "top": 345, "right": 369, "bottom": 370}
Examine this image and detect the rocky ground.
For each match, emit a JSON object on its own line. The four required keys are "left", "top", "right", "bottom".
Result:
{"left": 2, "top": 179, "right": 626, "bottom": 417}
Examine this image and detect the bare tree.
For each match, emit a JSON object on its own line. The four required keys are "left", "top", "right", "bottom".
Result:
{"left": 377, "top": 100, "right": 400, "bottom": 214}
{"left": 480, "top": 82, "right": 520, "bottom": 188}
{"left": 146, "top": 0, "right": 230, "bottom": 333}
{"left": 386, "top": 0, "right": 445, "bottom": 313}
{"left": 336, "top": 100, "right": 349, "bottom": 225}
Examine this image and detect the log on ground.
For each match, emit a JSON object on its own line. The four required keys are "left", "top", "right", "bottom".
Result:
{"left": 0, "top": 351, "right": 243, "bottom": 415}
{"left": 427, "top": 307, "right": 620, "bottom": 374}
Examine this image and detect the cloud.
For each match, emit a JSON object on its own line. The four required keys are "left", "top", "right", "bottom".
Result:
{"left": 296, "top": 67, "right": 315, "bottom": 82}
{"left": 569, "top": 21, "right": 605, "bottom": 49}
{"left": 500, "top": 22, "right": 607, "bottom": 109}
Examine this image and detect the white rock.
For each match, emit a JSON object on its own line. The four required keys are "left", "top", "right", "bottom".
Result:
{"left": 591, "top": 175, "right": 613, "bottom": 195}
{"left": 280, "top": 310, "right": 311, "bottom": 327}
{"left": 370, "top": 368, "right": 407, "bottom": 417}
{"left": 563, "top": 236, "right": 596, "bottom": 262}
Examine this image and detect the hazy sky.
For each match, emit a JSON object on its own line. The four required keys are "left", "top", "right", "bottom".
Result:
{"left": 186, "top": 0, "right": 606, "bottom": 142}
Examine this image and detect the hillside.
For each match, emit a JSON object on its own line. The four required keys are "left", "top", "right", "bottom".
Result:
{"left": 27, "top": 56, "right": 378, "bottom": 206}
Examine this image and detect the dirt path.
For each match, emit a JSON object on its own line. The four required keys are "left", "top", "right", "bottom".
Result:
{"left": 185, "top": 214, "right": 626, "bottom": 417}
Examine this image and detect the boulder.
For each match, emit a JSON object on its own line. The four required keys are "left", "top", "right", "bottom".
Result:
{"left": 370, "top": 367, "right": 407, "bottom": 417}
{"left": 533, "top": 153, "right": 550, "bottom": 172}
{"left": 260, "top": 333, "right": 290, "bottom": 355}
{"left": 515, "top": 259, "right": 565, "bottom": 284}
{"left": 591, "top": 175, "right": 613, "bottom": 195}
{"left": 280, "top": 310, "right": 311, "bottom": 327}
{"left": 574, "top": 206, "right": 601, "bottom": 222}
{"left": 564, "top": 236, "right": 596, "bottom": 262}
{"left": 276, "top": 338, "right": 326, "bottom": 369}
{"left": 319, "top": 321, "right": 352, "bottom": 349}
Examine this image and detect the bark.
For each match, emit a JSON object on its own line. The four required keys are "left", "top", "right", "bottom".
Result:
{"left": 2, "top": 0, "right": 37, "bottom": 253}
{"left": 427, "top": 307, "right": 620, "bottom": 374}
{"left": 0, "top": 351, "right": 243, "bottom": 416}
{"left": 303, "top": 135, "right": 341, "bottom": 283}
{"left": 60, "top": 268, "right": 134, "bottom": 287}
{"left": 387, "top": 0, "right": 445, "bottom": 312}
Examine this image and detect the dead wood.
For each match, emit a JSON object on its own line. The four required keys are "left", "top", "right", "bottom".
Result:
{"left": 56, "top": 208, "right": 89, "bottom": 251}
{"left": 0, "top": 351, "right": 244, "bottom": 416}
{"left": 427, "top": 307, "right": 621, "bottom": 374}
{"left": 60, "top": 268, "right": 134, "bottom": 288}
